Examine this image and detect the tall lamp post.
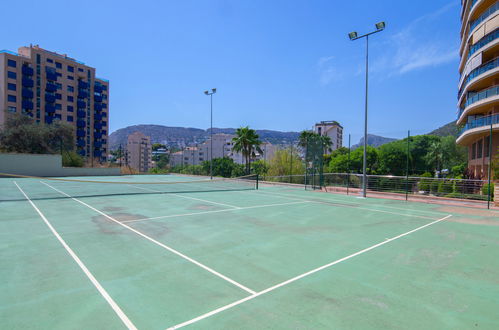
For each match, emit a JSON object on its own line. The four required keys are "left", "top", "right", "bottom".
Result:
{"left": 348, "top": 21, "right": 386, "bottom": 198}
{"left": 204, "top": 88, "right": 217, "bottom": 179}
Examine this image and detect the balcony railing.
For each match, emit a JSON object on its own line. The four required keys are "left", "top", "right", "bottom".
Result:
{"left": 458, "top": 57, "right": 499, "bottom": 99}
{"left": 22, "top": 88, "right": 34, "bottom": 99}
{"left": 458, "top": 85, "right": 499, "bottom": 118}
{"left": 469, "top": 2, "right": 499, "bottom": 35}
{"left": 468, "top": 28, "right": 499, "bottom": 60}
{"left": 22, "top": 77, "right": 34, "bottom": 88}
{"left": 459, "top": 113, "right": 499, "bottom": 136}
{"left": 22, "top": 66, "right": 34, "bottom": 76}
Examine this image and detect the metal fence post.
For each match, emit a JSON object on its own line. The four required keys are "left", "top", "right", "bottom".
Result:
{"left": 487, "top": 122, "right": 493, "bottom": 209}
{"left": 405, "top": 130, "right": 410, "bottom": 201}
{"left": 347, "top": 134, "right": 351, "bottom": 195}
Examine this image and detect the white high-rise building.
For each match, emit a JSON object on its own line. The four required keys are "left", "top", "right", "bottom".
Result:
{"left": 314, "top": 121, "right": 343, "bottom": 152}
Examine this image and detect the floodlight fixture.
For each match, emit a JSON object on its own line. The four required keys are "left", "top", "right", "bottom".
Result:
{"left": 375, "top": 22, "right": 386, "bottom": 31}
{"left": 348, "top": 32, "right": 358, "bottom": 40}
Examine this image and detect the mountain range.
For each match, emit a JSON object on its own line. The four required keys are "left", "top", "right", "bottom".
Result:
{"left": 109, "top": 120, "right": 458, "bottom": 150}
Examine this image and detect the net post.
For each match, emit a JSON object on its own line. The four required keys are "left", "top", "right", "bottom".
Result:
{"left": 405, "top": 130, "right": 410, "bottom": 201}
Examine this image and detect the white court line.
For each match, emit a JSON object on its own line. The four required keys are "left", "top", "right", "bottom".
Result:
{"left": 128, "top": 184, "right": 241, "bottom": 209}
{"left": 41, "top": 181, "right": 256, "bottom": 295}
{"left": 167, "top": 214, "right": 453, "bottom": 329}
{"left": 13, "top": 182, "right": 137, "bottom": 330}
{"left": 256, "top": 186, "right": 448, "bottom": 216}
{"left": 256, "top": 190, "right": 437, "bottom": 220}
{"left": 122, "top": 201, "right": 311, "bottom": 224}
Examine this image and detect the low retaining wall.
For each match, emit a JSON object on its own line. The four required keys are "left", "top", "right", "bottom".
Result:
{"left": 0, "top": 153, "right": 120, "bottom": 177}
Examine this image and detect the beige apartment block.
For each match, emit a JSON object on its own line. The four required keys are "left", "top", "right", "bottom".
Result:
{"left": 458, "top": 0, "right": 499, "bottom": 179}
{"left": 126, "top": 132, "right": 152, "bottom": 172}
{"left": 314, "top": 120, "right": 343, "bottom": 152}
{"left": 0, "top": 45, "right": 109, "bottom": 161}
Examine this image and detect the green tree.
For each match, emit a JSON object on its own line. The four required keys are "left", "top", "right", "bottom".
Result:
{"left": 155, "top": 154, "right": 170, "bottom": 169}
{"left": 328, "top": 146, "right": 378, "bottom": 174}
{"left": 0, "top": 112, "right": 74, "bottom": 154}
{"left": 232, "top": 126, "right": 263, "bottom": 174}
{"left": 267, "top": 148, "right": 305, "bottom": 176}
{"left": 377, "top": 140, "right": 408, "bottom": 176}
{"left": 202, "top": 157, "right": 239, "bottom": 178}
{"left": 152, "top": 143, "right": 167, "bottom": 151}
{"left": 251, "top": 160, "right": 269, "bottom": 176}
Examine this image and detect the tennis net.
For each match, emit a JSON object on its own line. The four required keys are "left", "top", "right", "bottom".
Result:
{"left": 0, "top": 173, "right": 258, "bottom": 202}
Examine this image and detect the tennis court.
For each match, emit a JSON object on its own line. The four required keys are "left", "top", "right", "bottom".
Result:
{"left": 1, "top": 174, "right": 499, "bottom": 329}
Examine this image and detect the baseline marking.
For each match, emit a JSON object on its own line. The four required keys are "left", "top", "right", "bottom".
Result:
{"left": 41, "top": 181, "right": 256, "bottom": 295}
{"left": 167, "top": 214, "right": 452, "bottom": 329}
{"left": 122, "top": 201, "right": 310, "bottom": 224}
{"left": 256, "top": 190, "right": 437, "bottom": 220}
{"left": 128, "top": 184, "right": 241, "bottom": 209}
{"left": 14, "top": 182, "right": 137, "bottom": 330}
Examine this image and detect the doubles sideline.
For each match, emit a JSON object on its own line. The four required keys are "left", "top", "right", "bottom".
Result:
{"left": 14, "top": 181, "right": 138, "bottom": 330}
{"left": 167, "top": 213, "right": 452, "bottom": 329}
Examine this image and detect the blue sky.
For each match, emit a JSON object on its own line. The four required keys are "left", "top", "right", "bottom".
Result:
{"left": 2, "top": 0, "right": 460, "bottom": 142}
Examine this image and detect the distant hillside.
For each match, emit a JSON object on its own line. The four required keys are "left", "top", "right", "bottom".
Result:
{"left": 427, "top": 121, "right": 459, "bottom": 137}
{"left": 109, "top": 125, "right": 300, "bottom": 150}
{"left": 352, "top": 134, "right": 398, "bottom": 149}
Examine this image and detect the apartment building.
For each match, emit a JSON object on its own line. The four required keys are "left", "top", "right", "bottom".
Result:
{"left": 126, "top": 132, "right": 152, "bottom": 172}
{"left": 0, "top": 45, "right": 109, "bottom": 161}
{"left": 313, "top": 121, "right": 343, "bottom": 152}
{"left": 458, "top": 1, "right": 499, "bottom": 178}
{"left": 169, "top": 133, "right": 277, "bottom": 167}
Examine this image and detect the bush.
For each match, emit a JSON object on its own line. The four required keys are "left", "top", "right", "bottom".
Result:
{"left": 482, "top": 183, "right": 495, "bottom": 199}
{"left": 62, "top": 151, "right": 84, "bottom": 167}
{"left": 437, "top": 180, "right": 454, "bottom": 195}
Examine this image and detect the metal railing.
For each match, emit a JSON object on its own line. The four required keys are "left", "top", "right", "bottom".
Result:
{"left": 459, "top": 113, "right": 499, "bottom": 136}
{"left": 469, "top": 2, "right": 498, "bottom": 34}
{"left": 458, "top": 85, "right": 499, "bottom": 119}
{"left": 459, "top": 57, "right": 499, "bottom": 100}
{"left": 468, "top": 28, "right": 499, "bottom": 60}
{"left": 262, "top": 173, "right": 492, "bottom": 202}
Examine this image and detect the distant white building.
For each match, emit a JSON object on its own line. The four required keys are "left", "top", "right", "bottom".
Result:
{"left": 169, "top": 133, "right": 278, "bottom": 166}
{"left": 313, "top": 121, "right": 343, "bottom": 152}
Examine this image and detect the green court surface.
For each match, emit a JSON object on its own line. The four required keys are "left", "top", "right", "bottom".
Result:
{"left": 1, "top": 174, "right": 498, "bottom": 329}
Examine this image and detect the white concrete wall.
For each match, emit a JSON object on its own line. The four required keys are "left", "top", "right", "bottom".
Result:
{"left": 0, "top": 153, "right": 120, "bottom": 177}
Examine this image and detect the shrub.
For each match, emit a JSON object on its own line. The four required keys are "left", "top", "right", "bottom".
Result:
{"left": 62, "top": 151, "right": 84, "bottom": 167}
{"left": 437, "top": 180, "right": 453, "bottom": 195}
{"left": 482, "top": 183, "right": 495, "bottom": 199}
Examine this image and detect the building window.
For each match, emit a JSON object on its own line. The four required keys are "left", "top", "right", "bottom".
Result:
{"left": 36, "top": 54, "right": 41, "bottom": 64}
{"left": 8, "top": 95, "right": 16, "bottom": 103}
{"left": 67, "top": 86, "right": 74, "bottom": 92}
{"left": 78, "top": 68, "right": 84, "bottom": 72}
{"left": 68, "top": 65, "right": 74, "bottom": 72}
{"left": 56, "top": 83, "right": 62, "bottom": 90}
{"left": 47, "top": 58, "right": 53, "bottom": 63}
{"left": 7, "top": 71, "right": 16, "bottom": 79}
{"left": 471, "top": 143, "right": 477, "bottom": 160}
{"left": 67, "top": 115, "right": 74, "bottom": 122}
{"left": 7, "top": 83, "right": 16, "bottom": 91}
{"left": 55, "top": 62, "right": 62, "bottom": 69}
{"left": 55, "top": 93, "right": 62, "bottom": 100}
{"left": 67, "top": 75, "right": 74, "bottom": 80}
{"left": 477, "top": 140, "right": 483, "bottom": 159}
{"left": 484, "top": 135, "right": 490, "bottom": 157}
{"left": 7, "top": 59, "right": 16, "bottom": 68}
{"left": 55, "top": 104, "right": 62, "bottom": 110}
{"left": 67, "top": 96, "right": 74, "bottom": 102}
{"left": 67, "top": 105, "right": 74, "bottom": 112}
{"left": 8, "top": 106, "right": 16, "bottom": 113}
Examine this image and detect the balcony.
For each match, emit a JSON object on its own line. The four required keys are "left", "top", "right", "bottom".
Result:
{"left": 45, "top": 93, "right": 56, "bottom": 103}
{"left": 78, "top": 80, "right": 89, "bottom": 89}
{"left": 77, "top": 100, "right": 86, "bottom": 109}
{"left": 22, "top": 88, "right": 34, "bottom": 98}
{"left": 77, "top": 129, "right": 85, "bottom": 137}
{"left": 46, "top": 83, "right": 57, "bottom": 92}
{"left": 458, "top": 113, "right": 499, "bottom": 145}
{"left": 467, "top": 28, "right": 499, "bottom": 60}
{"left": 101, "top": 103, "right": 107, "bottom": 109}
{"left": 45, "top": 117, "right": 53, "bottom": 124}
{"left": 78, "top": 90, "right": 89, "bottom": 99}
{"left": 94, "top": 95, "right": 103, "bottom": 102}
{"left": 459, "top": 57, "right": 499, "bottom": 99}
{"left": 94, "top": 123, "right": 103, "bottom": 130}
{"left": 22, "top": 77, "right": 34, "bottom": 88}
{"left": 46, "top": 71, "right": 57, "bottom": 81}
{"left": 94, "top": 141, "right": 102, "bottom": 148}
{"left": 45, "top": 104, "right": 56, "bottom": 113}
{"left": 459, "top": 85, "right": 499, "bottom": 119}
{"left": 94, "top": 113, "right": 103, "bottom": 121}
{"left": 94, "top": 85, "right": 103, "bottom": 93}
{"left": 22, "top": 66, "right": 34, "bottom": 76}
{"left": 77, "top": 139, "right": 86, "bottom": 147}
{"left": 469, "top": 2, "right": 499, "bottom": 36}
{"left": 22, "top": 100, "right": 34, "bottom": 110}
{"left": 94, "top": 103, "right": 103, "bottom": 111}
{"left": 93, "top": 150, "right": 102, "bottom": 157}
{"left": 78, "top": 149, "right": 86, "bottom": 156}
{"left": 77, "top": 110, "right": 86, "bottom": 118}
{"left": 94, "top": 132, "right": 103, "bottom": 139}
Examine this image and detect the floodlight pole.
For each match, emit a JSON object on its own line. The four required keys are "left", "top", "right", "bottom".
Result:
{"left": 204, "top": 88, "right": 217, "bottom": 179}
{"left": 349, "top": 22, "right": 385, "bottom": 198}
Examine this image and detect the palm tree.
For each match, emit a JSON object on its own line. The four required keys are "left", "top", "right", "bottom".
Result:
{"left": 320, "top": 135, "right": 333, "bottom": 153}
{"left": 298, "top": 130, "right": 315, "bottom": 149}
{"left": 232, "top": 126, "right": 263, "bottom": 174}
{"left": 425, "top": 140, "right": 443, "bottom": 174}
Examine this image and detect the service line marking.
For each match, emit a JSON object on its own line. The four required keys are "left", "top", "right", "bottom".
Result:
{"left": 122, "top": 201, "right": 311, "bottom": 224}
{"left": 128, "top": 184, "right": 241, "bottom": 209}
{"left": 14, "top": 182, "right": 137, "bottom": 330}
{"left": 41, "top": 181, "right": 256, "bottom": 295}
{"left": 167, "top": 214, "right": 452, "bottom": 329}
